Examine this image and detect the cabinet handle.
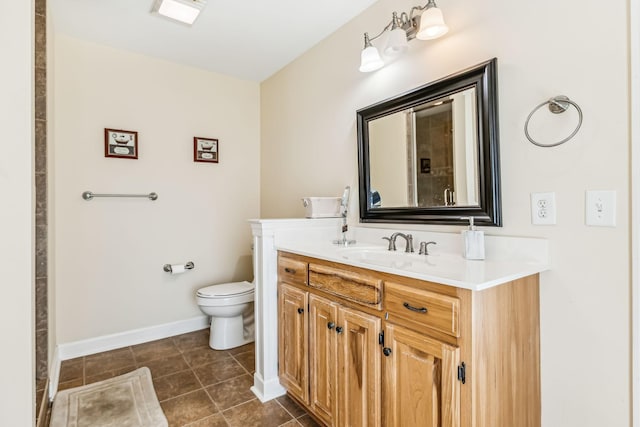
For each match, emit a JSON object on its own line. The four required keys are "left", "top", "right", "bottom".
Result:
{"left": 335, "top": 326, "right": 344, "bottom": 334}
{"left": 383, "top": 347, "right": 392, "bottom": 356}
{"left": 285, "top": 268, "right": 296, "bottom": 274}
{"left": 403, "top": 302, "right": 428, "bottom": 313}
{"left": 297, "top": 307, "right": 304, "bottom": 314}
{"left": 327, "top": 322, "right": 335, "bottom": 330}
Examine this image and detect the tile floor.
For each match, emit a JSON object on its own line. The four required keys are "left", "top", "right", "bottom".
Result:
{"left": 36, "top": 377, "right": 48, "bottom": 427}
{"left": 55, "top": 328, "right": 320, "bottom": 427}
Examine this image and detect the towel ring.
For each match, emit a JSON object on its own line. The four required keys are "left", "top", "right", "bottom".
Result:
{"left": 524, "top": 95, "right": 583, "bottom": 147}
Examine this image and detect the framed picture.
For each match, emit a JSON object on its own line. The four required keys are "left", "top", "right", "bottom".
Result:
{"left": 194, "top": 137, "right": 219, "bottom": 163}
{"left": 105, "top": 128, "right": 138, "bottom": 159}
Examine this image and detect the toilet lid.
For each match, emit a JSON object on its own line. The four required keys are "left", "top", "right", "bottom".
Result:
{"left": 197, "top": 281, "right": 254, "bottom": 298}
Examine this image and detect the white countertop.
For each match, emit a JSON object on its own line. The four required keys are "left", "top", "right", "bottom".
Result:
{"left": 275, "top": 228, "right": 550, "bottom": 291}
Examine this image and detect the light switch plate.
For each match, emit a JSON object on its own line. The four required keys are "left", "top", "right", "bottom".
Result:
{"left": 585, "top": 190, "right": 616, "bottom": 227}
{"left": 531, "top": 192, "right": 556, "bottom": 225}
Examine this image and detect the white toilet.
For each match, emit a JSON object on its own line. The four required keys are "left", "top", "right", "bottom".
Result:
{"left": 196, "top": 281, "right": 255, "bottom": 350}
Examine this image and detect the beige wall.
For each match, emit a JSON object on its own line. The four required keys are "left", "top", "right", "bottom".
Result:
{"left": 0, "top": 0, "right": 35, "bottom": 424}
{"left": 261, "top": 0, "right": 630, "bottom": 425}
{"left": 53, "top": 35, "right": 260, "bottom": 344}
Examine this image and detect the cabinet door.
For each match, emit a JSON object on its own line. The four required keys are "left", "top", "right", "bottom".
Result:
{"left": 309, "top": 294, "right": 338, "bottom": 426}
{"left": 383, "top": 323, "right": 460, "bottom": 427}
{"left": 278, "top": 283, "right": 309, "bottom": 404}
{"left": 337, "top": 306, "right": 382, "bottom": 427}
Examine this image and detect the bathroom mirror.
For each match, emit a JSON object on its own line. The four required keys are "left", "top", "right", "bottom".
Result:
{"left": 357, "top": 58, "right": 501, "bottom": 226}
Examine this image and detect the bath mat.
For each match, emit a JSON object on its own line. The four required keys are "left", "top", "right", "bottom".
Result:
{"left": 50, "top": 367, "right": 168, "bottom": 427}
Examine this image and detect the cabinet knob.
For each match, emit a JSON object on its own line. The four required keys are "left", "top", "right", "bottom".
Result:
{"left": 383, "top": 347, "right": 392, "bottom": 356}
{"left": 297, "top": 307, "right": 304, "bottom": 314}
{"left": 284, "top": 267, "right": 296, "bottom": 274}
{"left": 327, "top": 322, "right": 335, "bottom": 330}
{"left": 335, "top": 326, "right": 344, "bottom": 334}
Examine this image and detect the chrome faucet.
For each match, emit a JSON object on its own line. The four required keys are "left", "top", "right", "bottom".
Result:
{"left": 333, "top": 186, "right": 356, "bottom": 246}
{"left": 443, "top": 187, "right": 455, "bottom": 206}
{"left": 382, "top": 232, "right": 414, "bottom": 253}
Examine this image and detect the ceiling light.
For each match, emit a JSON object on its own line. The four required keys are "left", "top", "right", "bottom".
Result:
{"left": 359, "top": 0, "right": 448, "bottom": 73}
{"left": 151, "top": 0, "right": 206, "bottom": 26}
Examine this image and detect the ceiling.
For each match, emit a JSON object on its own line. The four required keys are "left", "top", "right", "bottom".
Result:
{"left": 49, "top": 0, "right": 379, "bottom": 82}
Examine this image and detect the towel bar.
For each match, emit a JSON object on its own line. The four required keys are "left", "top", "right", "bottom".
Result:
{"left": 82, "top": 191, "right": 158, "bottom": 201}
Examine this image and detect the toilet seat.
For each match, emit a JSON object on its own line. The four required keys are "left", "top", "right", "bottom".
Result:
{"left": 197, "top": 281, "right": 254, "bottom": 299}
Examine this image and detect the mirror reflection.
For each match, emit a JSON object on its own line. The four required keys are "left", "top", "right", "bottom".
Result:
{"left": 368, "top": 87, "right": 479, "bottom": 209}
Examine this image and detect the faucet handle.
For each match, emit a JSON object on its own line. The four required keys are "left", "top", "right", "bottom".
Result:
{"left": 419, "top": 241, "right": 437, "bottom": 255}
{"left": 382, "top": 236, "right": 396, "bottom": 251}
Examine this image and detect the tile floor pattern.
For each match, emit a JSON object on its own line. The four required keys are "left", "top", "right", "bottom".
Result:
{"left": 55, "top": 328, "right": 320, "bottom": 427}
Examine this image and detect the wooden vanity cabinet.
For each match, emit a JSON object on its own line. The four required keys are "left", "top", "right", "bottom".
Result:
{"left": 383, "top": 321, "right": 461, "bottom": 427}
{"left": 335, "top": 304, "right": 381, "bottom": 427}
{"left": 277, "top": 251, "right": 540, "bottom": 427}
{"left": 277, "top": 254, "right": 310, "bottom": 405}
{"left": 278, "top": 283, "right": 309, "bottom": 404}
{"left": 382, "top": 279, "right": 462, "bottom": 426}
{"left": 278, "top": 253, "right": 382, "bottom": 427}
{"left": 308, "top": 294, "right": 337, "bottom": 425}
{"left": 308, "top": 294, "right": 382, "bottom": 427}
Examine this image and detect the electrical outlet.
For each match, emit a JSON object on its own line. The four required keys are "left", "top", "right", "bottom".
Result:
{"left": 586, "top": 190, "right": 616, "bottom": 227}
{"left": 531, "top": 192, "right": 556, "bottom": 225}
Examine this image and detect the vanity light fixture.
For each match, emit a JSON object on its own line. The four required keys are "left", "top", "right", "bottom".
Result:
{"left": 359, "top": 0, "right": 448, "bottom": 73}
{"left": 151, "top": 0, "right": 206, "bottom": 26}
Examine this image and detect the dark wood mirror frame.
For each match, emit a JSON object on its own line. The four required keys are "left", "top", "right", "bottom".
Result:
{"left": 357, "top": 58, "right": 502, "bottom": 226}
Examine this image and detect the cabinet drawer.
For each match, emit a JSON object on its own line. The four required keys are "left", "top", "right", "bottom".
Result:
{"left": 278, "top": 256, "right": 308, "bottom": 286}
{"left": 384, "top": 281, "right": 460, "bottom": 337}
{"left": 308, "top": 263, "right": 383, "bottom": 310}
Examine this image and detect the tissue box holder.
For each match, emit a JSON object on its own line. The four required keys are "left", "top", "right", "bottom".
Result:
{"left": 302, "top": 197, "right": 341, "bottom": 218}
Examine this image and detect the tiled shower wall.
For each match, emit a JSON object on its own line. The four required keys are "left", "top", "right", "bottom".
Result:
{"left": 416, "top": 110, "right": 454, "bottom": 207}
{"left": 35, "top": 0, "right": 48, "bottom": 382}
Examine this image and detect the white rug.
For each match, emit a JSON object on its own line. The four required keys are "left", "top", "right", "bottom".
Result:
{"left": 50, "top": 367, "right": 168, "bottom": 427}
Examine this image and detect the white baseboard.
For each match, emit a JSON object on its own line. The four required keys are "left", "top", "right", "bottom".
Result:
{"left": 49, "top": 316, "right": 209, "bottom": 400}
{"left": 48, "top": 347, "right": 61, "bottom": 401}
{"left": 57, "top": 315, "right": 209, "bottom": 361}
{"left": 251, "top": 372, "right": 286, "bottom": 402}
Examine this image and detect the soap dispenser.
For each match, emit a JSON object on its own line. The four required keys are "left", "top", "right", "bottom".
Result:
{"left": 462, "top": 217, "right": 485, "bottom": 260}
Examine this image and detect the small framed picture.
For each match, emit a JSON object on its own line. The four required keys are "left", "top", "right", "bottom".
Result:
{"left": 105, "top": 128, "right": 138, "bottom": 159}
{"left": 194, "top": 137, "right": 219, "bottom": 163}
{"left": 420, "top": 158, "right": 431, "bottom": 174}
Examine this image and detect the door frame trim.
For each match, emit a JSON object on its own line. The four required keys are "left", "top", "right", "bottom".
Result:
{"left": 631, "top": 0, "right": 639, "bottom": 424}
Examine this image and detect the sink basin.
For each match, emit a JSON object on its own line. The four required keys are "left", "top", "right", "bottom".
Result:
{"left": 336, "top": 247, "right": 461, "bottom": 273}
{"left": 338, "top": 247, "right": 414, "bottom": 266}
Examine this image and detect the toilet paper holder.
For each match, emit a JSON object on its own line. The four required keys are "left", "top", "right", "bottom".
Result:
{"left": 163, "top": 261, "right": 195, "bottom": 273}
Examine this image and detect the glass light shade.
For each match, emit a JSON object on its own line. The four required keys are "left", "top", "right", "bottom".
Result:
{"left": 359, "top": 46, "right": 384, "bottom": 73}
{"left": 416, "top": 6, "right": 449, "bottom": 40}
{"left": 384, "top": 28, "right": 409, "bottom": 57}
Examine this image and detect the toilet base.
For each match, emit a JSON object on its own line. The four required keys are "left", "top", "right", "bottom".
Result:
{"left": 208, "top": 315, "right": 255, "bottom": 350}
